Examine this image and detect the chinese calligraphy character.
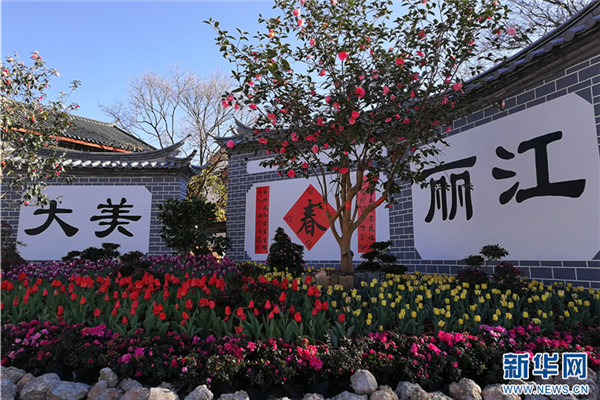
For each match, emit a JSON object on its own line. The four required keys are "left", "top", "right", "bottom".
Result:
{"left": 24, "top": 200, "right": 79, "bottom": 237}
{"left": 493, "top": 131, "right": 586, "bottom": 204}
{"left": 422, "top": 156, "right": 477, "bottom": 223}
{"left": 503, "top": 353, "right": 530, "bottom": 380}
{"left": 297, "top": 199, "right": 327, "bottom": 236}
{"left": 90, "top": 198, "right": 141, "bottom": 238}
{"left": 562, "top": 353, "right": 587, "bottom": 380}
{"left": 532, "top": 353, "right": 559, "bottom": 380}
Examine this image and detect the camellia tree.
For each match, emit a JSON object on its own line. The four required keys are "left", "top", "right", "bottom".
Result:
{"left": 1, "top": 51, "right": 80, "bottom": 205}
{"left": 207, "top": 0, "right": 509, "bottom": 272}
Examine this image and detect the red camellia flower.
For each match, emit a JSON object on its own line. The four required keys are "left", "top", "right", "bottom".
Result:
{"left": 354, "top": 87, "right": 365, "bottom": 97}
{"left": 294, "top": 312, "right": 302, "bottom": 323}
{"left": 227, "top": 140, "right": 235, "bottom": 149}
{"left": 287, "top": 170, "right": 296, "bottom": 178}
{"left": 452, "top": 82, "right": 463, "bottom": 91}
{"left": 338, "top": 52, "right": 348, "bottom": 61}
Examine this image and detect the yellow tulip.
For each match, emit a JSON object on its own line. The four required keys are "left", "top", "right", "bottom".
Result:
{"left": 411, "top": 311, "right": 417, "bottom": 318}
{"left": 475, "top": 315, "right": 481, "bottom": 322}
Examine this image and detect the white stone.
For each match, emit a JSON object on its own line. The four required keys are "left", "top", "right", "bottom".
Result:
{"left": 482, "top": 384, "right": 520, "bottom": 400}
{"left": 1, "top": 378, "right": 17, "bottom": 400}
{"left": 184, "top": 385, "right": 214, "bottom": 400}
{"left": 99, "top": 367, "right": 119, "bottom": 388}
{"left": 19, "top": 373, "right": 61, "bottom": 400}
{"left": 394, "top": 382, "right": 429, "bottom": 400}
{"left": 351, "top": 370, "right": 378, "bottom": 395}
{"left": 47, "top": 381, "right": 90, "bottom": 400}
{"left": 331, "top": 391, "right": 369, "bottom": 400}
{"left": 370, "top": 386, "right": 399, "bottom": 400}
{"left": 450, "top": 379, "right": 483, "bottom": 400}
{"left": 149, "top": 387, "right": 180, "bottom": 400}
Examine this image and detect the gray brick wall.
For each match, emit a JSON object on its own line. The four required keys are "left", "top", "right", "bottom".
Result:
{"left": 1, "top": 169, "right": 189, "bottom": 259}
{"left": 225, "top": 55, "right": 600, "bottom": 288}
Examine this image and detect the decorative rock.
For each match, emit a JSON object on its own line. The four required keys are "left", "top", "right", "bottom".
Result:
{"left": 19, "top": 373, "right": 62, "bottom": 400}
{"left": 184, "top": 385, "right": 214, "bottom": 400}
{"left": 47, "top": 381, "right": 90, "bottom": 400}
{"left": 331, "top": 391, "right": 369, "bottom": 400}
{"left": 394, "top": 382, "right": 429, "bottom": 400}
{"left": 370, "top": 385, "right": 399, "bottom": 400}
{"left": 450, "top": 379, "right": 483, "bottom": 400}
{"left": 217, "top": 390, "right": 250, "bottom": 400}
{"left": 149, "top": 387, "right": 180, "bottom": 400}
{"left": 120, "top": 378, "right": 144, "bottom": 392}
{"left": 302, "top": 394, "right": 325, "bottom": 400}
{"left": 351, "top": 370, "right": 378, "bottom": 395}
{"left": 482, "top": 384, "right": 520, "bottom": 400}
{"left": 547, "top": 395, "right": 576, "bottom": 400}
{"left": 2, "top": 367, "right": 26, "bottom": 383}
{"left": 121, "top": 387, "right": 151, "bottom": 400}
{"left": 88, "top": 381, "right": 111, "bottom": 400}
{"left": 430, "top": 392, "right": 454, "bottom": 400}
{"left": 555, "top": 368, "right": 598, "bottom": 400}
{"left": 99, "top": 367, "right": 119, "bottom": 388}
{"left": 108, "top": 388, "right": 126, "bottom": 399}
{"left": 16, "top": 372, "right": 35, "bottom": 393}
{"left": 523, "top": 395, "right": 549, "bottom": 400}
{"left": 1, "top": 378, "right": 17, "bottom": 400}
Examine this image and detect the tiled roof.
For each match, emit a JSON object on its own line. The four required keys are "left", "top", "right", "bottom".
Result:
{"left": 40, "top": 139, "right": 200, "bottom": 174}
{"left": 63, "top": 115, "right": 155, "bottom": 152}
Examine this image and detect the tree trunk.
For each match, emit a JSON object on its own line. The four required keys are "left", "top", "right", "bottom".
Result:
{"left": 339, "top": 231, "right": 354, "bottom": 274}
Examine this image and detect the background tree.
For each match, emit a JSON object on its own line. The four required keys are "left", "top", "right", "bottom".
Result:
{"left": 101, "top": 68, "right": 240, "bottom": 217}
{"left": 208, "top": 0, "right": 509, "bottom": 272}
{"left": 1, "top": 51, "right": 80, "bottom": 205}
{"left": 101, "top": 68, "right": 240, "bottom": 167}
{"left": 466, "top": 0, "right": 589, "bottom": 72}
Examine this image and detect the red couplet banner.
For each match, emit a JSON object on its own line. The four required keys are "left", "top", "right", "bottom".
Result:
{"left": 255, "top": 186, "right": 270, "bottom": 254}
{"left": 357, "top": 184, "right": 376, "bottom": 253}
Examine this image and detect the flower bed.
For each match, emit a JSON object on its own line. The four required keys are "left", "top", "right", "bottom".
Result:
{"left": 1, "top": 256, "right": 599, "bottom": 396}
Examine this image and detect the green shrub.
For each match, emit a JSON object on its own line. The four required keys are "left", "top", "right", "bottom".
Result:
{"left": 62, "top": 242, "right": 121, "bottom": 262}
{"left": 266, "top": 227, "right": 305, "bottom": 276}
{"left": 492, "top": 262, "right": 527, "bottom": 295}
{"left": 158, "top": 198, "right": 230, "bottom": 256}
{"left": 1, "top": 221, "right": 25, "bottom": 271}
{"left": 357, "top": 241, "right": 405, "bottom": 274}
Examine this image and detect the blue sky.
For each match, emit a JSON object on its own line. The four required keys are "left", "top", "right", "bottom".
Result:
{"left": 1, "top": 0, "right": 279, "bottom": 123}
